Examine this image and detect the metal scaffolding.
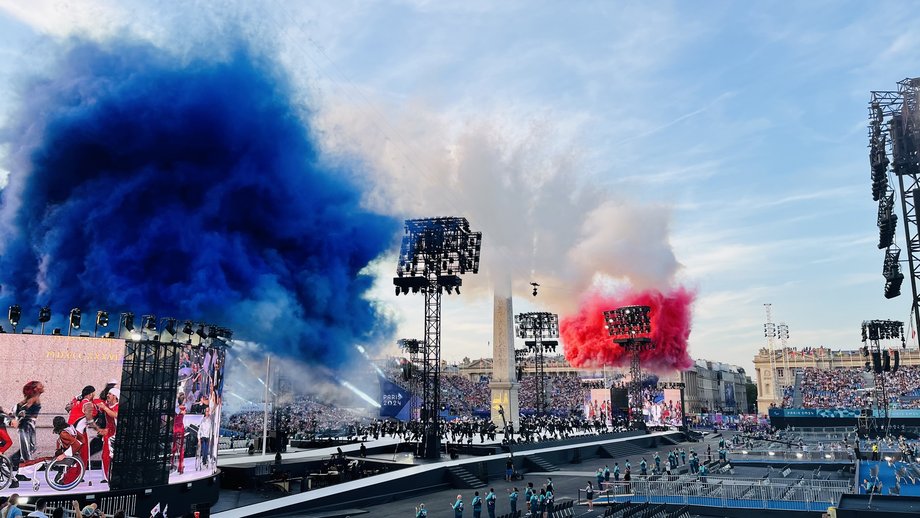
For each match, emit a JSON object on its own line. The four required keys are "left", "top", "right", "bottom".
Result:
{"left": 869, "top": 79, "right": 920, "bottom": 342}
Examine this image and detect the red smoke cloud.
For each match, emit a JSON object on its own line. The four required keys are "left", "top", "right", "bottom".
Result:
{"left": 561, "top": 287, "right": 695, "bottom": 373}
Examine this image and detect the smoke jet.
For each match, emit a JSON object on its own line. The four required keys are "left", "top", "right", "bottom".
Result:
{"left": 0, "top": 39, "right": 398, "bottom": 366}
{"left": 561, "top": 287, "right": 695, "bottom": 373}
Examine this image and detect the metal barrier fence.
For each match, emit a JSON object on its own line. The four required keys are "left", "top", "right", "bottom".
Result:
{"left": 729, "top": 449, "right": 852, "bottom": 461}
{"left": 576, "top": 476, "right": 850, "bottom": 512}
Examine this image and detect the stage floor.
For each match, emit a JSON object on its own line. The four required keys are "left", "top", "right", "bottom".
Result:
{"left": 212, "top": 430, "right": 692, "bottom": 517}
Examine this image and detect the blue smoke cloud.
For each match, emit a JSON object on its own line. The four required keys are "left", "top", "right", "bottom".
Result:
{"left": 0, "top": 39, "right": 398, "bottom": 366}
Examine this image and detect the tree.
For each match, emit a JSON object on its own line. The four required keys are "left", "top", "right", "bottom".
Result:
{"left": 745, "top": 382, "right": 758, "bottom": 414}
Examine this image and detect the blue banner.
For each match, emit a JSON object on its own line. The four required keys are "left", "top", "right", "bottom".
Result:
{"left": 379, "top": 376, "right": 412, "bottom": 419}
{"left": 769, "top": 408, "right": 920, "bottom": 419}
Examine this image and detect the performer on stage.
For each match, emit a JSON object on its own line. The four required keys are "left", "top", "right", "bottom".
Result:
{"left": 171, "top": 392, "right": 187, "bottom": 474}
{"left": 9, "top": 381, "right": 44, "bottom": 488}
{"left": 96, "top": 388, "right": 119, "bottom": 482}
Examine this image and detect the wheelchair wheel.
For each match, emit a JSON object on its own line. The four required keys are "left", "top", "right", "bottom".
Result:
{"left": 0, "top": 456, "right": 11, "bottom": 490}
{"left": 46, "top": 457, "right": 84, "bottom": 491}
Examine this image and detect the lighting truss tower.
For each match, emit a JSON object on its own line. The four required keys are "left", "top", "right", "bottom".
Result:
{"left": 393, "top": 217, "right": 482, "bottom": 459}
{"left": 764, "top": 304, "right": 779, "bottom": 401}
{"left": 778, "top": 322, "right": 790, "bottom": 391}
{"left": 514, "top": 348, "right": 528, "bottom": 381}
{"left": 398, "top": 338, "right": 423, "bottom": 420}
{"left": 860, "top": 319, "right": 905, "bottom": 435}
{"left": 603, "top": 305, "right": 653, "bottom": 430}
{"left": 515, "top": 312, "right": 559, "bottom": 416}
{"left": 868, "top": 79, "right": 920, "bottom": 343}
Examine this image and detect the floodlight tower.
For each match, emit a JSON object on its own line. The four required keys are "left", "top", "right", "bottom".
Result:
{"left": 398, "top": 338, "right": 423, "bottom": 420}
{"left": 763, "top": 304, "right": 779, "bottom": 401}
{"left": 868, "top": 79, "right": 920, "bottom": 344}
{"left": 603, "top": 305, "right": 653, "bottom": 430}
{"left": 778, "top": 322, "right": 790, "bottom": 391}
{"left": 514, "top": 312, "right": 559, "bottom": 416}
{"left": 393, "top": 217, "right": 482, "bottom": 459}
{"left": 860, "top": 319, "right": 905, "bottom": 435}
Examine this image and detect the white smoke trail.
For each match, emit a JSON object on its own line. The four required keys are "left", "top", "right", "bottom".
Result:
{"left": 317, "top": 105, "right": 682, "bottom": 310}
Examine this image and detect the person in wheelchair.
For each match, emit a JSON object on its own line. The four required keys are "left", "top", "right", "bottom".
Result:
{"left": 50, "top": 416, "right": 84, "bottom": 487}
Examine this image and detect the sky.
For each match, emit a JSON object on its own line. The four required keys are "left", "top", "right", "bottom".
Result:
{"left": 0, "top": 0, "right": 917, "bottom": 380}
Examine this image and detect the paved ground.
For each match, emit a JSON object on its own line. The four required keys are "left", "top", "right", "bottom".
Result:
{"left": 215, "top": 432, "right": 732, "bottom": 517}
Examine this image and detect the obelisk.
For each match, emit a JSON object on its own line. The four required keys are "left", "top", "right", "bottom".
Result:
{"left": 489, "top": 276, "right": 519, "bottom": 427}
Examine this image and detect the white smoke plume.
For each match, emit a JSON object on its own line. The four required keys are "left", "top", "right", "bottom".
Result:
{"left": 318, "top": 103, "right": 682, "bottom": 310}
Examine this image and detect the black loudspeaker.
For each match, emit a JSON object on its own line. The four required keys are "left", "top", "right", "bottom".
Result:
{"left": 872, "top": 351, "right": 882, "bottom": 374}
{"left": 893, "top": 350, "right": 901, "bottom": 372}
{"left": 610, "top": 388, "right": 629, "bottom": 411}
{"left": 883, "top": 350, "right": 891, "bottom": 372}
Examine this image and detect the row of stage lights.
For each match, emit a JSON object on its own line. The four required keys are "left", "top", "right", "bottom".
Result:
{"left": 4, "top": 304, "right": 231, "bottom": 342}
{"left": 603, "top": 305, "right": 652, "bottom": 343}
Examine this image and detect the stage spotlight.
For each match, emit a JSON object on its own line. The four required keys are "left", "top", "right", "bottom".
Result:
{"left": 8, "top": 305, "right": 21, "bottom": 332}
{"left": 68, "top": 308, "right": 81, "bottom": 335}
{"left": 38, "top": 306, "right": 51, "bottom": 323}
{"left": 163, "top": 318, "right": 177, "bottom": 336}
{"left": 531, "top": 282, "right": 539, "bottom": 297}
{"left": 196, "top": 324, "right": 207, "bottom": 340}
{"left": 122, "top": 312, "right": 135, "bottom": 333}
{"left": 94, "top": 310, "right": 109, "bottom": 337}
{"left": 182, "top": 320, "right": 193, "bottom": 335}
{"left": 207, "top": 325, "right": 218, "bottom": 339}
{"left": 141, "top": 315, "right": 156, "bottom": 331}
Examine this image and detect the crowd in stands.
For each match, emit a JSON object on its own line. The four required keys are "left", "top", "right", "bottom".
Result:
{"left": 221, "top": 370, "right": 628, "bottom": 442}
{"left": 223, "top": 396, "right": 372, "bottom": 438}
{"left": 882, "top": 366, "right": 920, "bottom": 408}
{"left": 794, "top": 366, "right": 920, "bottom": 409}
{"left": 518, "top": 375, "right": 585, "bottom": 413}
{"left": 781, "top": 385, "right": 794, "bottom": 408}
{"left": 800, "top": 367, "right": 870, "bottom": 408}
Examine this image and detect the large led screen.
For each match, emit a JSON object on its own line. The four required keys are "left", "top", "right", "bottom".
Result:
{"left": 0, "top": 333, "right": 224, "bottom": 496}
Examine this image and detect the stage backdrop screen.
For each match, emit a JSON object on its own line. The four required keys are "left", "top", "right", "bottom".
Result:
{"left": 0, "top": 333, "right": 225, "bottom": 497}
{"left": 168, "top": 340, "right": 225, "bottom": 485}
{"left": 644, "top": 387, "right": 683, "bottom": 427}
{"left": 0, "top": 334, "right": 123, "bottom": 496}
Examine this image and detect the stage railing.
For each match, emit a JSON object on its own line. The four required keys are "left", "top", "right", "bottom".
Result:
{"left": 575, "top": 476, "right": 850, "bottom": 512}
{"left": 729, "top": 449, "right": 852, "bottom": 461}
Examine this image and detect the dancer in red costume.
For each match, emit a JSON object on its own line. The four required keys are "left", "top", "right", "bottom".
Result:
{"left": 67, "top": 385, "right": 99, "bottom": 472}
{"left": 96, "top": 388, "right": 119, "bottom": 482}
{"left": 171, "top": 392, "right": 187, "bottom": 474}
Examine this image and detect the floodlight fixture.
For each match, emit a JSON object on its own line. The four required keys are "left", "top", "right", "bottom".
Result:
{"left": 860, "top": 318, "right": 906, "bottom": 427}
{"left": 515, "top": 312, "right": 559, "bottom": 416}
{"left": 94, "top": 310, "right": 109, "bottom": 337}
{"left": 141, "top": 314, "right": 156, "bottom": 331}
{"left": 182, "top": 320, "right": 193, "bottom": 336}
{"left": 604, "top": 305, "right": 652, "bottom": 344}
{"left": 763, "top": 322, "right": 776, "bottom": 339}
{"left": 8, "top": 304, "right": 21, "bottom": 332}
{"left": 391, "top": 216, "right": 482, "bottom": 459}
{"left": 68, "top": 308, "right": 82, "bottom": 335}
{"left": 119, "top": 312, "right": 135, "bottom": 338}
{"left": 398, "top": 338, "right": 422, "bottom": 355}
{"left": 162, "top": 317, "right": 177, "bottom": 336}
{"left": 777, "top": 323, "right": 789, "bottom": 341}
{"left": 38, "top": 306, "right": 51, "bottom": 323}
{"left": 196, "top": 323, "right": 207, "bottom": 340}
{"left": 603, "top": 304, "right": 655, "bottom": 430}
{"left": 531, "top": 282, "right": 540, "bottom": 297}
